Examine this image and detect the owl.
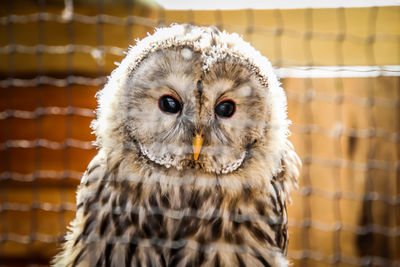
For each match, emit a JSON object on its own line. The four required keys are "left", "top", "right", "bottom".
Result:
{"left": 53, "top": 24, "right": 300, "bottom": 267}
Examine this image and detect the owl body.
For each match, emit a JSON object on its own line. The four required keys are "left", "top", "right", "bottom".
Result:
{"left": 53, "top": 25, "right": 300, "bottom": 267}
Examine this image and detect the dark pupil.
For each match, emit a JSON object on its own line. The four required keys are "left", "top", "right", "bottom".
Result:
{"left": 215, "top": 100, "right": 235, "bottom": 118}
{"left": 159, "top": 95, "right": 181, "bottom": 114}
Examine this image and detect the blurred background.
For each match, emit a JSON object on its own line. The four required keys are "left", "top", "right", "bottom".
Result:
{"left": 0, "top": 0, "right": 399, "bottom": 266}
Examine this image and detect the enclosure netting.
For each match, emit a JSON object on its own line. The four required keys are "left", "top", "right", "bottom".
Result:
{"left": 0, "top": 0, "right": 399, "bottom": 266}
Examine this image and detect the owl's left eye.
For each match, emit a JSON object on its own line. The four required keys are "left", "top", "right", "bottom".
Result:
{"left": 158, "top": 95, "right": 182, "bottom": 114}
{"left": 215, "top": 99, "right": 236, "bottom": 118}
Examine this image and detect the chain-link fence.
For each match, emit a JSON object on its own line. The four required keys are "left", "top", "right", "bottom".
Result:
{"left": 0, "top": 0, "right": 399, "bottom": 266}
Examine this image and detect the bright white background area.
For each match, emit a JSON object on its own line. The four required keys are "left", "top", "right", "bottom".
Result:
{"left": 156, "top": 0, "right": 400, "bottom": 10}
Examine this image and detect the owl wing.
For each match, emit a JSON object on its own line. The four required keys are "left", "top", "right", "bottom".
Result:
{"left": 271, "top": 141, "right": 301, "bottom": 255}
{"left": 271, "top": 174, "right": 289, "bottom": 255}
{"left": 52, "top": 153, "right": 110, "bottom": 266}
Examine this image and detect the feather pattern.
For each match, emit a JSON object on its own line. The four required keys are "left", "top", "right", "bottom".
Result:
{"left": 53, "top": 24, "right": 300, "bottom": 267}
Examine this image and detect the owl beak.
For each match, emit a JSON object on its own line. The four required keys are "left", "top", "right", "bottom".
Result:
{"left": 192, "top": 130, "right": 203, "bottom": 161}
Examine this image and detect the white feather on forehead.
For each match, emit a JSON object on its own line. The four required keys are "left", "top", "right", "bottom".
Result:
{"left": 93, "top": 24, "right": 290, "bottom": 171}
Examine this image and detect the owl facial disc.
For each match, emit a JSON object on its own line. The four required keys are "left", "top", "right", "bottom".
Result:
{"left": 93, "top": 24, "right": 294, "bottom": 176}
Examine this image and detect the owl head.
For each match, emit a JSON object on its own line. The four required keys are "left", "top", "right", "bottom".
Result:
{"left": 93, "top": 24, "right": 297, "bottom": 179}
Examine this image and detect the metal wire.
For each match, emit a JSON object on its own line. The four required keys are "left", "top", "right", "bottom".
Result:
{"left": 0, "top": 1, "right": 399, "bottom": 266}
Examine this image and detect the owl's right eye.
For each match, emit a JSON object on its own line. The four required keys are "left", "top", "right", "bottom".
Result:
{"left": 158, "top": 95, "right": 182, "bottom": 114}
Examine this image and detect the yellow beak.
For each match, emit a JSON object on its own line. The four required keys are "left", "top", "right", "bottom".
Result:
{"left": 192, "top": 131, "right": 203, "bottom": 161}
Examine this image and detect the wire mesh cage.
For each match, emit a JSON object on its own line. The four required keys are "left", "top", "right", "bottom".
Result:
{"left": 0, "top": 0, "right": 399, "bottom": 266}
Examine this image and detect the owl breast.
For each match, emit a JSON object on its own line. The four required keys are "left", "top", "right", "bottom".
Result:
{"left": 65, "top": 154, "right": 289, "bottom": 267}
